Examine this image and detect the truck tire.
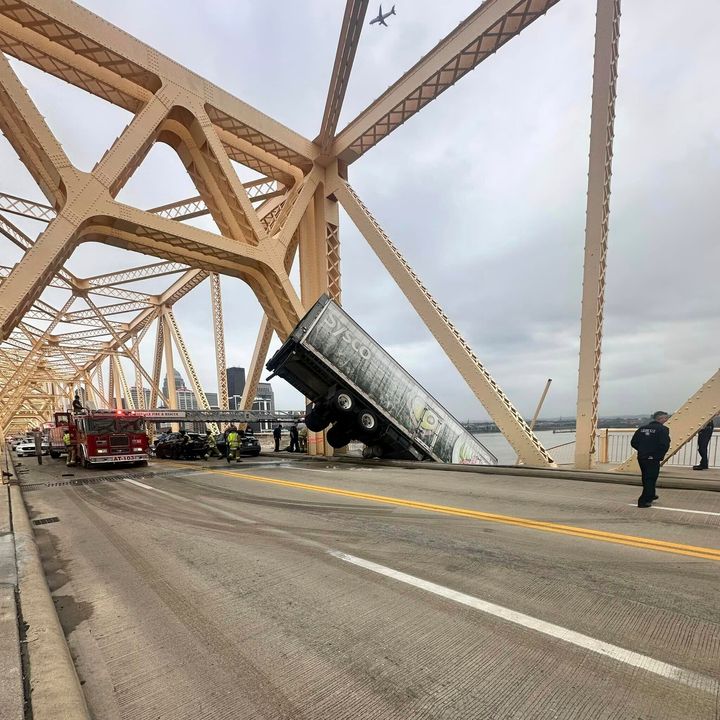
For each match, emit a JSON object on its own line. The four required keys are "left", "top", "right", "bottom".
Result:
{"left": 332, "top": 391, "right": 354, "bottom": 413}
{"left": 50, "top": 451, "right": 60, "bottom": 459}
{"left": 361, "top": 444, "right": 384, "bottom": 459}
{"left": 305, "top": 405, "right": 331, "bottom": 432}
{"left": 326, "top": 423, "right": 354, "bottom": 448}
{"left": 357, "top": 410, "right": 379, "bottom": 436}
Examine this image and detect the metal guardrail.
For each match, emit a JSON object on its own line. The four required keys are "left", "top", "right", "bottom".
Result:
{"left": 598, "top": 428, "right": 718, "bottom": 467}
{"left": 547, "top": 429, "right": 719, "bottom": 468}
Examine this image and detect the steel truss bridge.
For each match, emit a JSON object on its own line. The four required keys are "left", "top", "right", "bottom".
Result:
{"left": 0, "top": 0, "right": 717, "bottom": 470}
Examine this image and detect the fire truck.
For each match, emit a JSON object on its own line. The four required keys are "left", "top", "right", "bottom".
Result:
{"left": 48, "top": 409, "right": 149, "bottom": 467}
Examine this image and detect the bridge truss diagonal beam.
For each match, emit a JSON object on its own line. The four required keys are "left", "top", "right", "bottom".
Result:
{"left": 614, "top": 369, "right": 720, "bottom": 473}
{"left": 333, "top": 0, "right": 563, "bottom": 163}
{"left": 335, "top": 180, "right": 554, "bottom": 467}
{"left": 316, "top": 0, "right": 369, "bottom": 158}
{"left": 0, "top": 50, "right": 73, "bottom": 206}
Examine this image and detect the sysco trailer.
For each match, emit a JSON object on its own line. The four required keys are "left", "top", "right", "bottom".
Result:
{"left": 266, "top": 295, "right": 496, "bottom": 465}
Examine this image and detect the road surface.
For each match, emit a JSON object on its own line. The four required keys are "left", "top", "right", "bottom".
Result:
{"left": 16, "top": 455, "right": 720, "bottom": 719}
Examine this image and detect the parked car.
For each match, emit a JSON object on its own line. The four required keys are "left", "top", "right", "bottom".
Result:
{"left": 11, "top": 436, "right": 32, "bottom": 450}
{"left": 15, "top": 440, "right": 50, "bottom": 457}
{"left": 154, "top": 432, "right": 208, "bottom": 460}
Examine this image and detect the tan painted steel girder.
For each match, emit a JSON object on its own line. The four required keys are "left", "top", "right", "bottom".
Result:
{"left": 0, "top": 0, "right": 603, "bottom": 465}
{"left": 316, "top": 0, "right": 369, "bottom": 159}
{"left": 0, "top": 0, "right": 316, "bottom": 168}
{"left": 333, "top": 0, "right": 562, "bottom": 163}
{"left": 334, "top": 178, "right": 555, "bottom": 467}
{"left": 574, "top": 0, "right": 621, "bottom": 469}
{"left": 614, "top": 369, "right": 720, "bottom": 473}
{"left": 0, "top": 191, "right": 55, "bottom": 221}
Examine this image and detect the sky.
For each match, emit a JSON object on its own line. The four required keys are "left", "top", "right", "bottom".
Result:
{"left": 1, "top": 0, "right": 719, "bottom": 421}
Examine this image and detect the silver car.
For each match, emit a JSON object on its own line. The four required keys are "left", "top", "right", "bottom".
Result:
{"left": 15, "top": 440, "right": 50, "bottom": 457}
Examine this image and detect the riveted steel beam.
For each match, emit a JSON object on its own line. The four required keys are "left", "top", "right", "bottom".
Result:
{"left": 574, "top": 0, "right": 621, "bottom": 469}
{"left": 333, "top": 0, "right": 563, "bottom": 163}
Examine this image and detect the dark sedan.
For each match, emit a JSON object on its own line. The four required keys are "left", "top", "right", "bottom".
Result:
{"left": 215, "top": 432, "right": 261, "bottom": 457}
{"left": 154, "top": 432, "right": 208, "bottom": 460}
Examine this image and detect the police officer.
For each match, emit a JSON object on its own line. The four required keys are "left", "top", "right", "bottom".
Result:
{"left": 630, "top": 411, "right": 670, "bottom": 507}
{"left": 693, "top": 417, "right": 715, "bottom": 471}
{"left": 273, "top": 424, "right": 282, "bottom": 452}
{"left": 63, "top": 429, "right": 76, "bottom": 466}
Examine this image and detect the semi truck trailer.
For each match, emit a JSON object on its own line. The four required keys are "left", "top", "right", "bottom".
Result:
{"left": 267, "top": 295, "right": 496, "bottom": 465}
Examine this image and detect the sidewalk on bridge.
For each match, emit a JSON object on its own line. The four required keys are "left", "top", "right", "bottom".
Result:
{"left": 0, "top": 478, "right": 24, "bottom": 720}
{"left": 1, "top": 450, "right": 90, "bottom": 720}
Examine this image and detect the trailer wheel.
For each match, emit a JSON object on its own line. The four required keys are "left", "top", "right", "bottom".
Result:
{"left": 357, "top": 410, "right": 379, "bottom": 435}
{"left": 326, "top": 423, "right": 354, "bottom": 449}
{"left": 332, "top": 391, "right": 354, "bottom": 413}
{"left": 361, "top": 444, "right": 384, "bottom": 459}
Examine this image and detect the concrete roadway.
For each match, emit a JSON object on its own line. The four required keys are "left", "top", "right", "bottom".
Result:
{"left": 17, "top": 455, "right": 720, "bottom": 719}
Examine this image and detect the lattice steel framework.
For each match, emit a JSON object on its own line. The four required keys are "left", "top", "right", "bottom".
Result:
{"left": 0, "top": 0, "right": 712, "bottom": 466}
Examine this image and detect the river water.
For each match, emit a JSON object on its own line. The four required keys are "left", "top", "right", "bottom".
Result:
{"left": 473, "top": 430, "right": 576, "bottom": 465}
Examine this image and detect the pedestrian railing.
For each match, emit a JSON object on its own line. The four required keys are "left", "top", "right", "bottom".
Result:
{"left": 547, "top": 429, "right": 719, "bottom": 468}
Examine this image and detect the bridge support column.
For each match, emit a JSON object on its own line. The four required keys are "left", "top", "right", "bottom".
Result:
{"left": 575, "top": 0, "right": 621, "bottom": 469}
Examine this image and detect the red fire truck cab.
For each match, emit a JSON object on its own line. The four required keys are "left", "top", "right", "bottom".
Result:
{"left": 49, "top": 409, "right": 150, "bottom": 467}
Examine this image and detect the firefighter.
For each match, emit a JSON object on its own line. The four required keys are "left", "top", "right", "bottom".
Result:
{"left": 205, "top": 429, "right": 221, "bottom": 459}
{"left": 72, "top": 392, "right": 84, "bottom": 413}
{"left": 63, "top": 429, "right": 77, "bottom": 466}
{"left": 226, "top": 427, "right": 242, "bottom": 463}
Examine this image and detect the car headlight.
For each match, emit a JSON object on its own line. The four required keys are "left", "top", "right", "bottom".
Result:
{"left": 96, "top": 449, "right": 108, "bottom": 454}
{"left": 133, "top": 447, "right": 142, "bottom": 452}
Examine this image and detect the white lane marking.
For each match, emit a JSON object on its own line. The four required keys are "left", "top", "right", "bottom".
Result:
{"left": 125, "top": 478, "right": 155, "bottom": 491}
{"left": 123, "top": 477, "right": 717, "bottom": 694}
{"left": 329, "top": 550, "right": 718, "bottom": 695}
{"left": 627, "top": 504, "right": 720, "bottom": 517}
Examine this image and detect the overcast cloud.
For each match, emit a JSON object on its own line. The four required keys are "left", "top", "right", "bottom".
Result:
{"left": 1, "top": 0, "right": 718, "bottom": 421}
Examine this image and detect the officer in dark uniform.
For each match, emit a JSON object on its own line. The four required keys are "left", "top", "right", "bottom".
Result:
{"left": 693, "top": 417, "right": 715, "bottom": 470}
{"left": 273, "top": 424, "right": 282, "bottom": 452}
{"left": 630, "top": 411, "right": 670, "bottom": 508}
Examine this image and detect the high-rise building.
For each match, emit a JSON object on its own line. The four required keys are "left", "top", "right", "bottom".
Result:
{"left": 226, "top": 367, "right": 246, "bottom": 399}
{"left": 159, "top": 371, "right": 202, "bottom": 410}
{"left": 228, "top": 382, "right": 276, "bottom": 430}
{"left": 252, "top": 382, "right": 275, "bottom": 430}
{"left": 130, "top": 386, "right": 151, "bottom": 408}
{"left": 205, "top": 392, "right": 218, "bottom": 409}
{"left": 176, "top": 388, "right": 199, "bottom": 410}
{"left": 162, "top": 369, "right": 187, "bottom": 398}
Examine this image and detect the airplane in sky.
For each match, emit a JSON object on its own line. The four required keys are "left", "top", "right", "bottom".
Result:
{"left": 369, "top": 4, "right": 396, "bottom": 27}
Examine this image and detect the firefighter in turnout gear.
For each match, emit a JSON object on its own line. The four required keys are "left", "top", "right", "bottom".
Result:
{"left": 206, "top": 429, "right": 221, "bottom": 459}
{"left": 226, "top": 428, "right": 243, "bottom": 463}
{"left": 63, "top": 430, "right": 77, "bottom": 466}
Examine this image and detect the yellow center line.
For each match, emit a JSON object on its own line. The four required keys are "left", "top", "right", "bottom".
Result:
{"left": 169, "top": 463, "right": 720, "bottom": 561}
